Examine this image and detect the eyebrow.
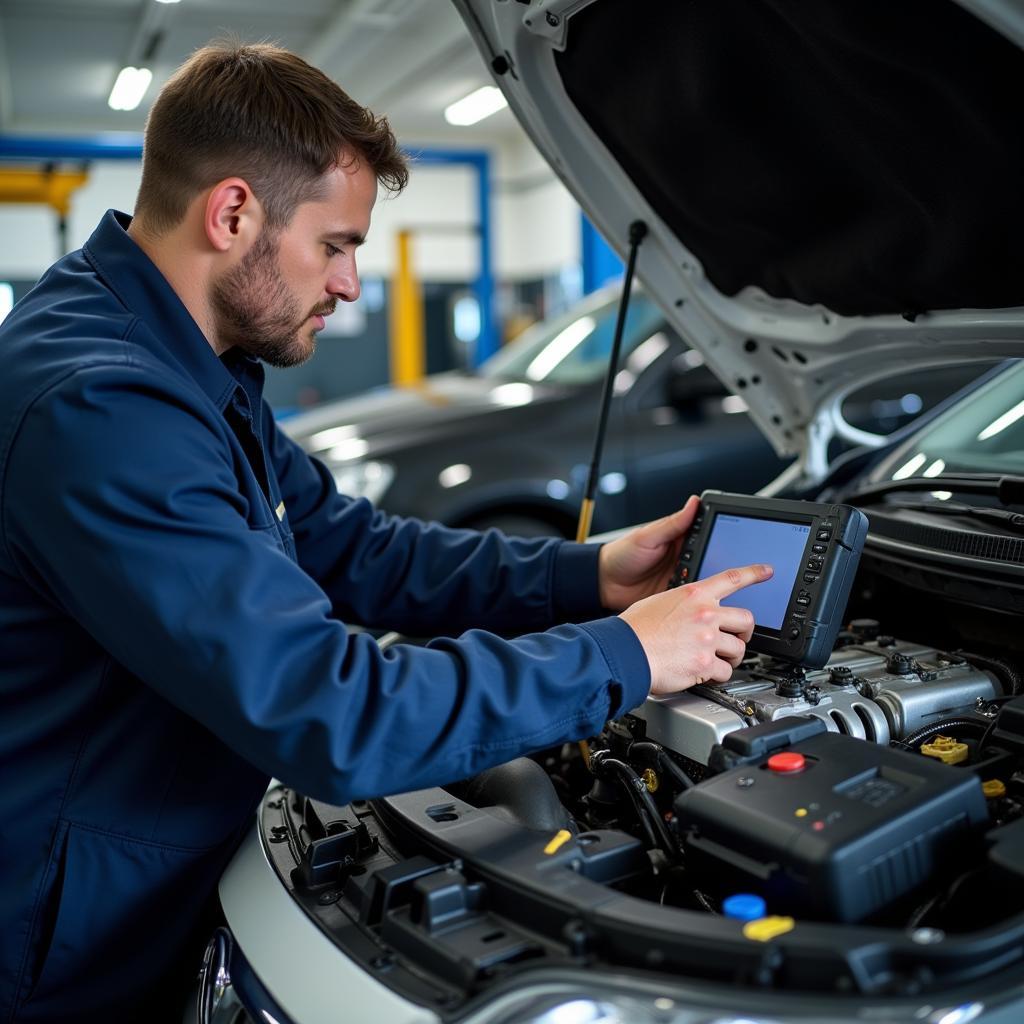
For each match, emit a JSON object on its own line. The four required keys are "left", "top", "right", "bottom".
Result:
{"left": 324, "top": 230, "right": 366, "bottom": 247}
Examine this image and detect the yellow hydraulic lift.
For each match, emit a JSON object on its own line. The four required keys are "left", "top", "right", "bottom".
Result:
{"left": 0, "top": 165, "right": 89, "bottom": 255}
{"left": 389, "top": 223, "right": 487, "bottom": 388}
{"left": 389, "top": 229, "right": 426, "bottom": 386}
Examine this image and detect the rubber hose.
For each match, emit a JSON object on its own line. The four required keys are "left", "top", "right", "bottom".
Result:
{"left": 899, "top": 716, "right": 989, "bottom": 750}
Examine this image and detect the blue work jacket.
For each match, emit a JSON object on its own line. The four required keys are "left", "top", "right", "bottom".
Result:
{"left": 0, "top": 211, "right": 650, "bottom": 1022}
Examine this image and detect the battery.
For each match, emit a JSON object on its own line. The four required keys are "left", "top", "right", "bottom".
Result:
{"left": 674, "top": 731, "right": 989, "bottom": 922}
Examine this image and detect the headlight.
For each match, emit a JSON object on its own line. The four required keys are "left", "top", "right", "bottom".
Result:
{"left": 330, "top": 460, "right": 394, "bottom": 505}
{"left": 478, "top": 987, "right": 732, "bottom": 1024}
{"left": 469, "top": 976, "right": 900, "bottom": 1024}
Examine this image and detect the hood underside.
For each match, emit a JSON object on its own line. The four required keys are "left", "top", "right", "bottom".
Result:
{"left": 454, "top": 0, "right": 1024, "bottom": 476}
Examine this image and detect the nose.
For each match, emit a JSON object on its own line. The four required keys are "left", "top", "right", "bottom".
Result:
{"left": 327, "top": 258, "right": 360, "bottom": 303}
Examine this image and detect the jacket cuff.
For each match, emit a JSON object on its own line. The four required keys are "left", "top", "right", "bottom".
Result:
{"left": 551, "top": 541, "right": 605, "bottom": 621}
{"left": 578, "top": 615, "right": 652, "bottom": 716}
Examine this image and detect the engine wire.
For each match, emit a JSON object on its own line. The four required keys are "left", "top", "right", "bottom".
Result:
{"left": 590, "top": 751, "right": 679, "bottom": 859}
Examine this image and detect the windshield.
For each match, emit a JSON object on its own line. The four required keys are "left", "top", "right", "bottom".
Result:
{"left": 872, "top": 361, "right": 1024, "bottom": 481}
{"left": 479, "top": 293, "right": 667, "bottom": 384}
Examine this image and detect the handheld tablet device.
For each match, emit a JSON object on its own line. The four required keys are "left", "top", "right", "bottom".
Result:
{"left": 669, "top": 491, "right": 869, "bottom": 669}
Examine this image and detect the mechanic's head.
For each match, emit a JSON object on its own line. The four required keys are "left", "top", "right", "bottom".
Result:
{"left": 132, "top": 42, "right": 407, "bottom": 366}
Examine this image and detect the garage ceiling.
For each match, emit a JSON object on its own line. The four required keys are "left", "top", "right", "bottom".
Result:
{"left": 0, "top": 0, "right": 519, "bottom": 143}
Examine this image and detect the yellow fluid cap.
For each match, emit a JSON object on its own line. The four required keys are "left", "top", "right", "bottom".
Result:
{"left": 543, "top": 829, "right": 572, "bottom": 855}
{"left": 743, "top": 916, "right": 796, "bottom": 942}
{"left": 920, "top": 735, "right": 969, "bottom": 765}
{"left": 983, "top": 779, "right": 1007, "bottom": 799}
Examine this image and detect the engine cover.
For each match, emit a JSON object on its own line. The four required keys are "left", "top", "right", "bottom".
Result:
{"left": 633, "top": 638, "right": 1001, "bottom": 765}
{"left": 674, "top": 728, "right": 990, "bottom": 922}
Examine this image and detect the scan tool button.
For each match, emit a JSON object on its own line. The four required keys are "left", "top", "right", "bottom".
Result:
{"left": 767, "top": 752, "right": 806, "bottom": 774}
{"left": 796, "top": 595, "right": 811, "bottom": 607}
{"left": 803, "top": 573, "right": 818, "bottom": 584}
{"left": 816, "top": 529, "right": 831, "bottom": 541}
{"left": 812, "top": 543, "right": 827, "bottom": 554}
{"left": 682, "top": 551, "right": 692, "bottom": 561}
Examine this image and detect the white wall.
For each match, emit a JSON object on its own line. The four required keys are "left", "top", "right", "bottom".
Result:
{"left": 0, "top": 135, "right": 581, "bottom": 285}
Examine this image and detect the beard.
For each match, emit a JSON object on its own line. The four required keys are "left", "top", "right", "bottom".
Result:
{"left": 210, "top": 229, "right": 334, "bottom": 368}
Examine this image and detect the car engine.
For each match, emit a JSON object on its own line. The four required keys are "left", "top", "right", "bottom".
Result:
{"left": 534, "top": 617, "right": 1022, "bottom": 931}
{"left": 634, "top": 622, "right": 1006, "bottom": 769}
{"left": 259, "top": 610, "right": 1024, "bottom": 1007}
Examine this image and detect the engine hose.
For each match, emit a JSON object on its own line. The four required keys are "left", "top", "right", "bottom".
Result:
{"left": 896, "top": 716, "right": 990, "bottom": 751}
{"left": 591, "top": 752, "right": 678, "bottom": 857}
{"left": 691, "top": 684, "right": 758, "bottom": 727}
{"left": 952, "top": 649, "right": 1022, "bottom": 697}
{"left": 629, "top": 741, "right": 696, "bottom": 790}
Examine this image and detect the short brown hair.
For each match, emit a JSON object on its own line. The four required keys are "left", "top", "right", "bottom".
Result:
{"left": 134, "top": 41, "right": 408, "bottom": 233}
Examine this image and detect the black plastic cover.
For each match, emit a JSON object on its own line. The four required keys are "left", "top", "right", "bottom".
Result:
{"left": 675, "top": 731, "right": 989, "bottom": 922}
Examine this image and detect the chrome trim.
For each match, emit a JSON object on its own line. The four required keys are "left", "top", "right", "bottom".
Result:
{"left": 197, "top": 928, "right": 234, "bottom": 1024}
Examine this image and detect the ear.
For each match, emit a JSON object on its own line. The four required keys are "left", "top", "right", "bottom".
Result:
{"left": 203, "top": 178, "right": 264, "bottom": 253}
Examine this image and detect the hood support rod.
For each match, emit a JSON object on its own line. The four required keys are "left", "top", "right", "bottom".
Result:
{"left": 576, "top": 219, "right": 647, "bottom": 542}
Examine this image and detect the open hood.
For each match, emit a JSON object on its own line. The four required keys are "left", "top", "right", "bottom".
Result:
{"left": 453, "top": 0, "right": 1024, "bottom": 478}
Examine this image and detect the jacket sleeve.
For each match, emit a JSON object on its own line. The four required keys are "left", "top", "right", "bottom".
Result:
{"left": 3, "top": 366, "right": 651, "bottom": 804}
{"left": 265, "top": 405, "right": 607, "bottom": 635}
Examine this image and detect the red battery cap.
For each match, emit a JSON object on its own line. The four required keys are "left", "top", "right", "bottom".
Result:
{"left": 767, "top": 752, "right": 806, "bottom": 774}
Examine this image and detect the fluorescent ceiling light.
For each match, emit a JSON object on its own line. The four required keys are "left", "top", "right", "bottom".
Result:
{"left": 444, "top": 86, "right": 508, "bottom": 126}
{"left": 108, "top": 67, "right": 153, "bottom": 111}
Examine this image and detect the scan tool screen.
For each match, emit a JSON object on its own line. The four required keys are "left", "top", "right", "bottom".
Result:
{"left": 695, "top": 514, "right": 811, "bottom": 630}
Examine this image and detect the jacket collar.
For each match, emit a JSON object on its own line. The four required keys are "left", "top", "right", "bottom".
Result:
{"left": 82, "top": 209, "right": 246, "bottom": 412}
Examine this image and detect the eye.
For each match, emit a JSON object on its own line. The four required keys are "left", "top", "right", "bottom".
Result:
{"left": 325, "top": 242, "right": 342, "bottom": 258}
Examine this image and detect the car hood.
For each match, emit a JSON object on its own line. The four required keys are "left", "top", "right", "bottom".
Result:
{"left": 453, "top": 0, "right": 1024, "bottom": 478}
{"left": 282, "top": 372, "right": 565, "bottom": 459}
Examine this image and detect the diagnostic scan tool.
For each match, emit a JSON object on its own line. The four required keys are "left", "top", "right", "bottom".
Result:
{"left": 670, "top": 491, "right": 868, "bottom": 668}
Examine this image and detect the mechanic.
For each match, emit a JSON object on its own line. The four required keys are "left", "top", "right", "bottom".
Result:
{"left": 0, "top": 43, "right": 770, "bottom": 1023}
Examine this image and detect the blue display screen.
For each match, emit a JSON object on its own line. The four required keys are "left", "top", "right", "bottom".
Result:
{"left": 696, "top": 514, "right": 812, "bottom": 630}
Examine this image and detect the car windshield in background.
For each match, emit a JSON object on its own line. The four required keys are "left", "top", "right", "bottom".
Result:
{"left": 873, "top": 361, "right": 1024, "bottom": 480}
{"left": 479, "top": 293, "right": 665, "bottom": 384}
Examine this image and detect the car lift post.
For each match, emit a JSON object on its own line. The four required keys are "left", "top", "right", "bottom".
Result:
{"left": 0, "top": 136, "right": 499, "bottom": 370}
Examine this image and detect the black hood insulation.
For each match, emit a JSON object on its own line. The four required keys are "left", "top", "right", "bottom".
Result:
{"left": 555, "top": 0, "right": 1024, "bottom": 317}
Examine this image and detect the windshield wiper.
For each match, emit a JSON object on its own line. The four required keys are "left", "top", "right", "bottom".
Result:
{"left": 873, "top": 498, "right": 1024, "bottom": 533}
{"left": 846, "top": 473, "right": 1024, "bottom": 507}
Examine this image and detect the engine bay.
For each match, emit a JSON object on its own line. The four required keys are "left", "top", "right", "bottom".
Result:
{"left": 251, "top": 487, "right": 1024, "bottom": 1013}
{"left": 542, "top": 631, "right": 1020, "bottom": 929}
{"left": 258, "top": 604, "right": 1024, "bottom": 1011}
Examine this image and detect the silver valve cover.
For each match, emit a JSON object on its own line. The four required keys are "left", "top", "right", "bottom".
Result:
{"left": 633, "top": 638, "right": 1001, "bottom": 766}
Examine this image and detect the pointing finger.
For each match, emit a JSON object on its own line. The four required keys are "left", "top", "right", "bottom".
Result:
{"left": 700, "top": 563, "right": 773, "bottom": 601}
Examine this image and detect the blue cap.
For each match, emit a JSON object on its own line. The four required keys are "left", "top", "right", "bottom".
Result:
{"left": 723, "top": 893, "right": 767, "bottom": 921}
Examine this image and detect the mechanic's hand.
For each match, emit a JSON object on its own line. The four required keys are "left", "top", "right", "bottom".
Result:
{"left": 620, "top": 563, "right": 771, "bottom": 695}
{"left": 598, "top": 495, "right": 700, "bottom": 611}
